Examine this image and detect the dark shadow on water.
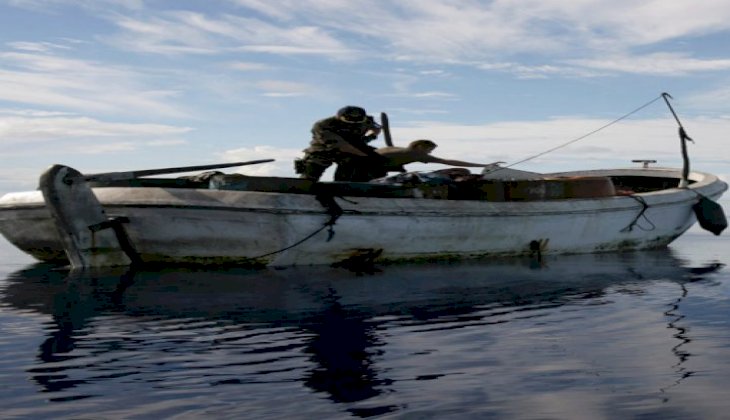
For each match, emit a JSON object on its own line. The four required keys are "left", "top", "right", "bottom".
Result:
{"left": 300, "top": 290, "right": 391, "bottom": 406}
{"left": 0, "top": 250, "right": 724, "bottom": 415}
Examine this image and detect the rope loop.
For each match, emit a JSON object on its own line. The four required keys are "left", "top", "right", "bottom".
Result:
{"left": 621, "top": 195, "right": 656, "bottom": 232}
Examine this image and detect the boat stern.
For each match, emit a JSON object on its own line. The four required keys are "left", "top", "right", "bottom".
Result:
{"left": 0, "top": 191, "right": 67, "bottom": 262}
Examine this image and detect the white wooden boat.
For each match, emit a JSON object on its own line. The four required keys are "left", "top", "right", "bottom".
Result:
{"left": 0, "top": 161, "right": 726, "bottom": 269}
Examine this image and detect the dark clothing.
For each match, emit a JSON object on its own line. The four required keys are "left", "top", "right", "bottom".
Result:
{"left": 333, "top": 157, "right": 387, "bottom": 182}
{"left": 295, "top": 115, "right": 385, "bottom": 181}
{"left": 307, "top": 116, "right": 378, "bottom": 153}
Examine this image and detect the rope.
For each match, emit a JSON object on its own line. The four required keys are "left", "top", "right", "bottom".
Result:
{"left": 500, "top": 95, "right": 665, "bottom": 170}
{"left": 252, "top": 223, "right": 332, "bottom": 260}
{"left": 251, "top": 194, "right": 343, "bottom": 260}
{"left": 621, "top": 195, "right": 656, "bottom": 232}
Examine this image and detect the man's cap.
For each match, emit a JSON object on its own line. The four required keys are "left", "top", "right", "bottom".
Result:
{"left": 337, "top": 106, "right": 367, "bottom": 123}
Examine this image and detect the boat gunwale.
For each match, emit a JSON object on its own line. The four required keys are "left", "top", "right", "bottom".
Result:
{"left": 0, "top": 168, "right": 725, "bottom": 215}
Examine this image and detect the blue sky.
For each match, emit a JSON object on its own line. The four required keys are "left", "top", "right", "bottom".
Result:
{"left": 1, "top": 0, "right": 729, "bottom": 195}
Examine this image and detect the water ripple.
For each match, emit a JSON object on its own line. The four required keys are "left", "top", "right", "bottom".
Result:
{"left": 1, "top": 246, "right": 729, "bottom": 418}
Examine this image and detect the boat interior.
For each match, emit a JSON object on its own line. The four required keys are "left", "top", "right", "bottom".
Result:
{"left": 87, "top": 171, "right": 689, "bottom": 202}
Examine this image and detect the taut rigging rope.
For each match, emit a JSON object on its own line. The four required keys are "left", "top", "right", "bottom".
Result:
{"left": 502, "top": 94, "right": 665, "bottom": 169}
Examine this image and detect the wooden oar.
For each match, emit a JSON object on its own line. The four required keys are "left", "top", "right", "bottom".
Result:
{"left": 77, "top": 159, "right": 275, "bottom": 183}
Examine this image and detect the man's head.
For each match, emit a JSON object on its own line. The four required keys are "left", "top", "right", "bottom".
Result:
{"left": 337, "top": 106, "right": 368, "bottom": 123}
{"left": 408, "top": 139, "right": 437, "bottom": 153}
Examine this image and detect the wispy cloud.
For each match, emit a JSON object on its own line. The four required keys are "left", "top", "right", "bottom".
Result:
{"left": 567, "top": 53, "right": 730, "bottom": 76}
{"left": 219, "top": 145, "right": 302, "bottom": 176}
{"left": 9, "top": 0, "right": 728, "bottom": 81}
{"left": 380, "top": 115, "right": 730, "bottom": 171}
{"left": 6, "top": 41, "right": 72, "bottom": 52}
{"left": 0, "top": 108, "right": 76, "bottom": 117}
{"left": 7, "top": 0, "right": 730, "bottom": 76}
{"left": 254, "top": 80, "right": 317, "bottom": 97}
{"left": 104, "top": 11, "right": 356, "bottom": 58}
{"left": 0, "top": 48, "right": 189, "bottom": 118}
{"left": 687, "top": 88, "right": 730, "bottom": 115}
{"left": 0, "top": 112, "right": 192, "bottom": 151}
{"left": 227, "top": 61, "right": 272, "bottom": 71}
{"left": 7, "top": 0, "right": 145, "bottom": 12}
{"left": 477, "top": 62, "right": 607, "bottom": 79}
{"left": 229, "top": 0, "right": 730, "bottom": 67}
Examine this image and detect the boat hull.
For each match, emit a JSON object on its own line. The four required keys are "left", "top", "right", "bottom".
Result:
{"left": 0, "top": 168, "right": 726, "bottom": 267}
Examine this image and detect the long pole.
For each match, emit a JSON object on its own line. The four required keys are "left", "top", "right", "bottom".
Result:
{"left": 77, "top": 159, "right": 275, "bottom": 183}
{"left": 661, "top": 93, "right": 692, "bottom": 188}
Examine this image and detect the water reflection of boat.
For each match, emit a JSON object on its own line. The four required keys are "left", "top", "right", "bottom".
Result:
{"left": 0, "top": 251, "right": 723, "bottom": 412}
{"left": 3, "top": 250, "right": 715, "bottom": 321}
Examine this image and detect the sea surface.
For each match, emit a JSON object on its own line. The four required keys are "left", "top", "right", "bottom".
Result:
{"left": 1, "top": 231, "right": 729, "bottom": 419}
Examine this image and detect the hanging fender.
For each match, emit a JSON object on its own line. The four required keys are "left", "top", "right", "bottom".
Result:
{"left": 693, "top": 196, "right": 728, "bottom": 236}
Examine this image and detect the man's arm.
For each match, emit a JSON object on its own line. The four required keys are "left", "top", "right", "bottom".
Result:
{"left": 363, "top": 116, "right": 382, "bottom": 142}
{"left": 424, "top": 155, "right": 503, "bottom": 167}
{"left": 317, "top": 130, "right": 369, "bottom": 157}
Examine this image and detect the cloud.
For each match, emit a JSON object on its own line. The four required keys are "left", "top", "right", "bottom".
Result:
{"left": 410, "top": 92, "right": 457, "bottom": 99}
{"left": 567, "top": 53, "right": 730, "bottom": 76}
{"left": 5, "top": 41, "right": 72, "bottom": 52}
{"left": 0, "top": 112, "right": 192, "bottom": 156}
{"left": 477, "top": 62, "right": 607, "bottom": 79}
{"left": 8, "top": 0, "right": 730, "bottom": 67}
{"left": 384, "top": 115, "right": 730, "bottom": 173}
{"left": 227, "top": 61, "right": 272, "bottom": 71}
{"left": 7, "top": 0, "right": 144, "bottom": 12}
{"left": 381, "top": 91, "right": 458, "bottom": 100}
{"left": 0, "top": 166, "right": 45, "bottom": 193}
{"left": 573, "top": 0, "right": 730, "bottom": 46}
{"left": 0, "top": 108, "right": 76, "bottom": 117}
{"left": 229, "top": 0, "right": 730, "bottom": 64}
{"left": 105, "top": 11, "right": 356, "bottom": 58}
{"left": 254, "top": 80, "right": 318, "bottom": 97}
{"left": 0, "top": 116, "right": 191, "bottom": 141}
{"left": 9, "top": 0, "right": 728, "bottom": 81}
{"left": 0, "top": 48, "right": 189, "bottom": 118}
{"left": 686, "top": 88, "right": 730, "bottom": 115}
{"left": 218, "top": 145, "right": 302, "bottom": 177}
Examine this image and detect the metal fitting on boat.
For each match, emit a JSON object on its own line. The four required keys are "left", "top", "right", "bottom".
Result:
{"left": 632, "top": 160, "right": 657, "bottom": 168}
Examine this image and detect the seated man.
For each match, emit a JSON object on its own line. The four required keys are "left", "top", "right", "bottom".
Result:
{"left": 376, "top": 139, "right": 501, "bottom": 173}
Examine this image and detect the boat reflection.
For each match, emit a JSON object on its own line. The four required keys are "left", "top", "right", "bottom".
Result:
{"left": 0, "top": 250, "right": 723, "bottom": 411}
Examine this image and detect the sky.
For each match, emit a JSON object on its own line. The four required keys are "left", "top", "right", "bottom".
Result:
{"left": 1, "top": 0, "right": 729, "bottom": 197}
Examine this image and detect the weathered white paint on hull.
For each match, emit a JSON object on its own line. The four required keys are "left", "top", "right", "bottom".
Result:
{"left": 0, "top": 168, "right": 726, "bottom": 267}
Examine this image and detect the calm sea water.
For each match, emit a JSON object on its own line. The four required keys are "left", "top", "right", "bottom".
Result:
{"left": 1, "top": 231, "right": 729, "bottom": 419}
